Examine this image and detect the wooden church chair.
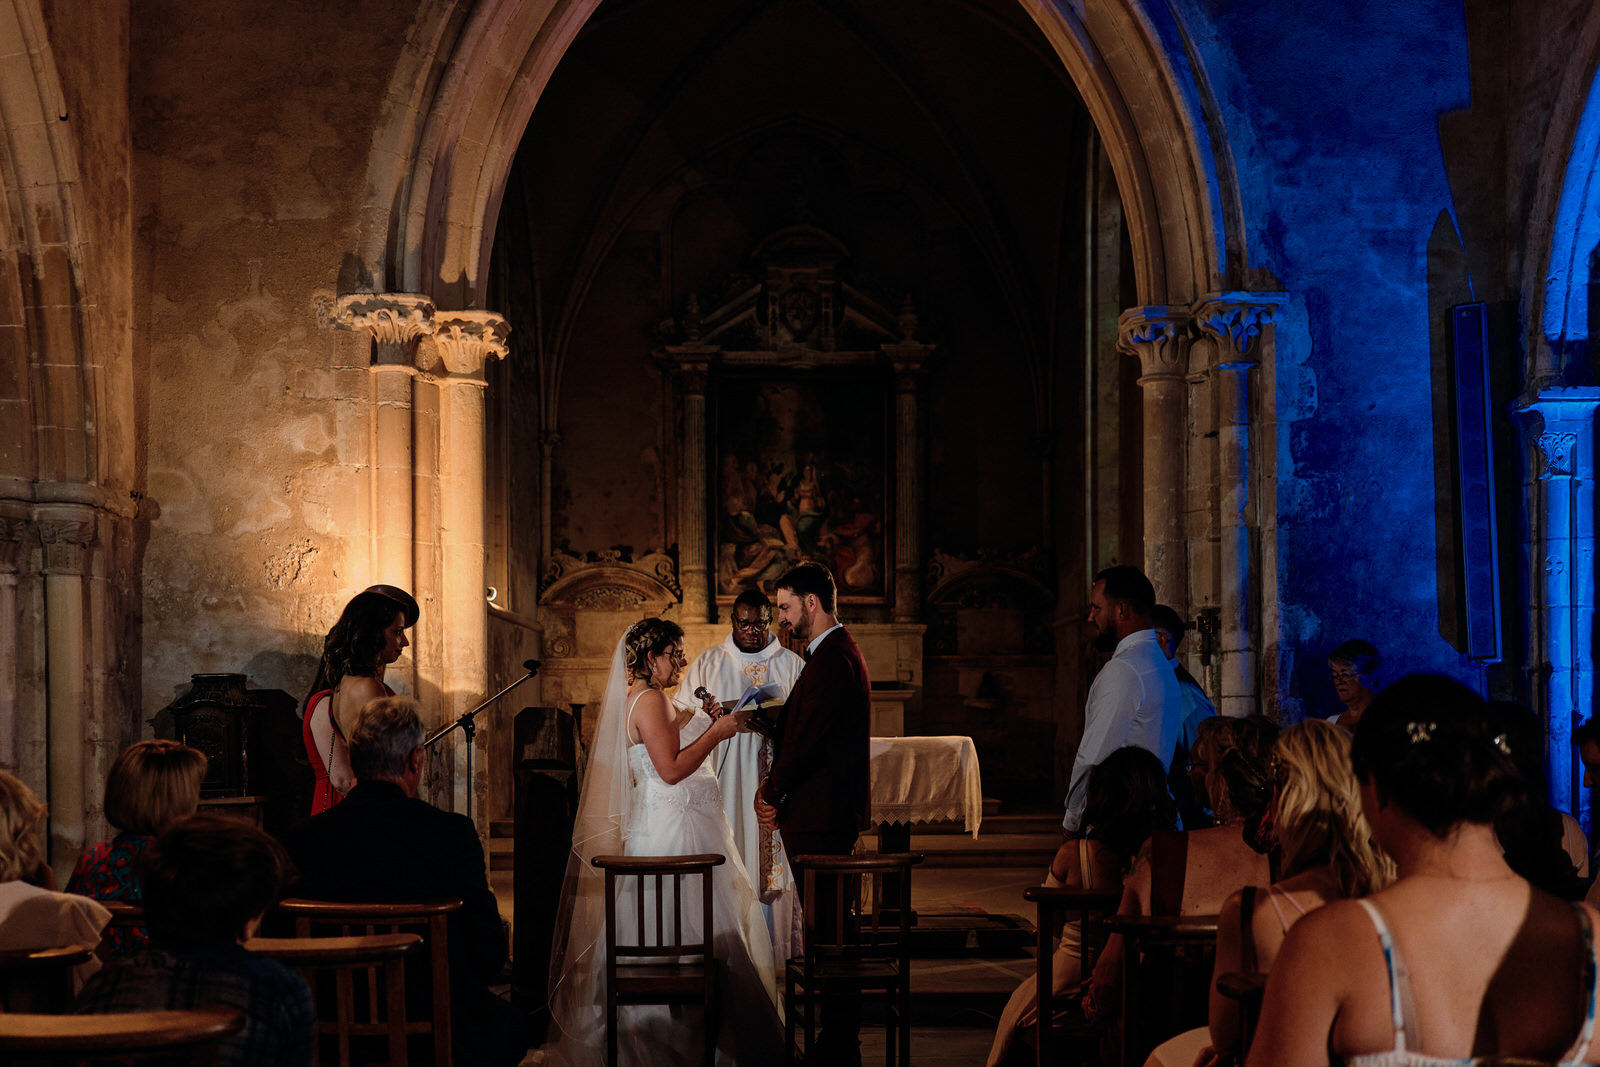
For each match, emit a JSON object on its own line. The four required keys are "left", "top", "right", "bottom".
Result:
{"left": 590, "top": 853, "right": 725, "bottom": 1067}
{"left": 0, "top": 1007, "right": 243, "bottom": 1066}
{"left": 1022, "top": 885, "right": 1124, "bottom": 1067}
{"left": 1105, "top": 913, "right": 1219, "bottom": 1067}
{"left": 785, "top": 852, "right": 924, "bottom": 1067}
{"left": 246, "top": 932, "right": 421, "bottom": 1067}
{"left": 0, "top": 944, "right": 97, "bottom": 1013}
{"left": 275, "top": 898, "right": 461, "bottom": 1067}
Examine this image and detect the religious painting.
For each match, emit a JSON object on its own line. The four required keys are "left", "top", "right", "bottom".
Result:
{"left": 715, "top": 373, "right": 889, "bottom": 604}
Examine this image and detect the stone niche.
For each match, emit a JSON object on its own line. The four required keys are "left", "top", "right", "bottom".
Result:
{"left": 535, "top": 547, "right": 683, "bottom": 749}
{"left": 921, "top": 548, "right": 1057, "bottom": 805}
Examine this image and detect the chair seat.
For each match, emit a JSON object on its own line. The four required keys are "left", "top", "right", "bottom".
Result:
{"left": 787, "top": 958, "right": 904, "bottom": 985}
{"left": 615, "top": 962, "right": 715, "bottom": 997}
{"left": 0, "top": 1008, "right": 244, "bottom": 1052}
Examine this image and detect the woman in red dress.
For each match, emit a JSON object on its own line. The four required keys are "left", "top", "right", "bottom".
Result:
{"left": 302, "top": 585, "right": 418, "bottom": 815}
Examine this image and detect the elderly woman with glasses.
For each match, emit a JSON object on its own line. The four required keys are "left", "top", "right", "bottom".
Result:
{"left": 1328, "top": 639, "right": 1381, "bottom": 733}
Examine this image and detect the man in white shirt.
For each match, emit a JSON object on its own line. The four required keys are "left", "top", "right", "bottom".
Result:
{"left": 1063, "top": 566, "right": 1182, "bottom": 832}
{"left": 674, "top": 588, "right": 805, "bottom": 965}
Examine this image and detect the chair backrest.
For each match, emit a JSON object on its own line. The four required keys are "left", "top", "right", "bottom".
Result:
{"left": 1215, "top": 970, "right": 1267, "bottom": 1060}
{"left": 275, "top": 898, "right": 461, "bottom": 1067}
{"left": 1023, "top": 886, "right": 1123, "bottom": 1067}
{"left": 96, "top": 900, "right": 148, "bottom": 961}
{"left": 589, "top": 854, "right": 725, "bottom": 960}
{"left": 0, "top": 1008, "right": 243, "bottom": 1066}
{"left": 789, "top": 853, "right": 924, "bottom": 961}
{"left": 247, "top": 933, "right": 421, "bottom": 1067}
{"left": 0, "top": 944, "right": 96, "bottom": 1013}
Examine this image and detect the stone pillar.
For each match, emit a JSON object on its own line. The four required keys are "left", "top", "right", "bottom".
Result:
{"left": 884, "top": 341, "right": 933, "bottom": 623}
{"left": 36, "top": 504, "right": 95, "bottom": 873}
{"left": 1518, "top": 389, "right": 1599, "bottom": 816}
{"left": 540, "top": 431, "right": 560, "bottom": 577}
{"left": 431, "top": 311, "right": 511, "bottom": 824}
{"left": 661, "top": 345, "right": 719, "bottom": 622}
{"left": 337, "top": 294, "right": 436, "bottom": 594}
{"left": 0, "top": 512, "right": 26, "bottom": 776}
{"left": 1118, "top": 306, "right": 1192, "bottom": 610}
{"left": 1196, "top": 296, "right": 1276, "bottom": 718}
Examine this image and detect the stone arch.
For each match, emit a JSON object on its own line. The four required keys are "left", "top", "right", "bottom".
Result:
{"left": 358, "top": 0, "right": 1241, "bottom": 313}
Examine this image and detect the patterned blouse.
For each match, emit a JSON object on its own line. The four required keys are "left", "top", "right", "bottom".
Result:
{"left": 66, "top": 831, "right": 153, "bottom": 956}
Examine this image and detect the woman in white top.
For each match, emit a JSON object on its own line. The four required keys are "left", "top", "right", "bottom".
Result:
{"left": 546, "top": 617, "right": 784, "bottom": 1067}
{"left": 1250, "top": 674, "right": 1600, "bottom": 1067}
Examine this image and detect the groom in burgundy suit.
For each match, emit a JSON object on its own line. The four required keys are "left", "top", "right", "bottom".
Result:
{"left": 756, "top": 561, "right": 871, "bottom": 1063}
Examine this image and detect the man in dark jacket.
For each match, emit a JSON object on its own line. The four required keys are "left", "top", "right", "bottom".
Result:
{"left": 757, "top": 561, "right": 871, "bottom": 1064}
{"left": 280, "top": 696, "right": 531, "bottom": 1067}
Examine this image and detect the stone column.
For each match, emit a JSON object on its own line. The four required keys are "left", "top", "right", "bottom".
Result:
{"left": 35, "top": 504, "right": 95, "bottom": 873}
{"left": 431, "top": 311, "right": 510, "bottom": 824}
{"left": 1196, "top": 296, "right": 1276, "bottom": 717}
{"left": 337, "top": 294, "right": 436, "bottom": 594}
{"left": 0, "top": 512, "right": 27, "bottom": 777}
{"left": 1518, "top": 389, "right": 1599, "bottom": 816}
{"left": 884, "top": 341, "right": 934, "bottom": 623}
{"left": 1118, "top": 306, "right": 1192, "bottom": 610}
{"left": 662, "top": 345, "right": 719, "bottom": 622}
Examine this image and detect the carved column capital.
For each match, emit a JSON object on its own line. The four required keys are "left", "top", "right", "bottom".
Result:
{"left": 1118, "top": 306, "right": 1193, "bottom": 383}
{"left": 659, "top": 344, "right": 720, "bottom": 396}
{"left": 337, "top": 293, "right": 438, "bottom": 369}
{"left": 0, "top": 514, "right": 29, "bottom": 574}
{"left": 432, "top": 311, "right": 511, "bottom": 380}
{"left": 35, "top": 504, "right": 97, "bottom": 575}
{"left": 1194, "top": 293, "right": 1284, "bottom": 368}
{"left": 1537, "top": 431, "right": 1579, "bottom": 479}
{"left": 883, "top": 341, "right": 935, "bottom": 392}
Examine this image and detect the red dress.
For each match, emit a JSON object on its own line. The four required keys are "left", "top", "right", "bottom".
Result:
{"left": 302, "top": 689, "right": 340, "bottom": 815}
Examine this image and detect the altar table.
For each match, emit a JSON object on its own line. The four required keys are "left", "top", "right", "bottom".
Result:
{"left": 868, "top": 734, "right": 984, "bottom": 838}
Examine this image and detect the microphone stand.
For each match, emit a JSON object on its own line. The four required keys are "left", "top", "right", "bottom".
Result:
{"left": 425, "top": 659, "right": 541, "bottom": 822}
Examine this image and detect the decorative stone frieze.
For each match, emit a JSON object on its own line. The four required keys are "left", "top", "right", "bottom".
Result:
{"left": 542, "top": 547, "right": 683, "bottom": 602}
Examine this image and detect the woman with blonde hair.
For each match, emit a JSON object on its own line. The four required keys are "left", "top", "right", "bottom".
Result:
{"left": 1147, "top": 718, "right": 1394, "bottom": 1066}
{"left": 0, "top": 771, "right": 109, "bottom": 980}
{"left": 67, "top": 739, "right": 207, "bottom": 955}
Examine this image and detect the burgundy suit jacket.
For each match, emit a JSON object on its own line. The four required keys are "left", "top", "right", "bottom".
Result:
{"left": 765, "top": 626, "right": 872, "bottom": 835}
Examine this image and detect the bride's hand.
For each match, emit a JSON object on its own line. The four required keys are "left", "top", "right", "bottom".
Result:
{"left": 707, "top": 709, "right": 742, "bottom": 743}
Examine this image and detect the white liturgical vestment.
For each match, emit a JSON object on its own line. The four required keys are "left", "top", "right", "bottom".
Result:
{"left": 674, "top": 631, "right": 806, "bottom": 965}
{"left": 1063, "top": 628, "right": 1182, "bottom": 832}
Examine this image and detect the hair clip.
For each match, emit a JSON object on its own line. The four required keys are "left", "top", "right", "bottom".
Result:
{"left": 1405, "top": 721, "right": 1436, "bottom": 743}
{"left": 1491, "top": 733, "right": 1511, "bottom": 755}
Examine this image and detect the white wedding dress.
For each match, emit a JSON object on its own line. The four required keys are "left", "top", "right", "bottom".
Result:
{"left": 546, "top": 632, "right": 784, "bottom": 1067}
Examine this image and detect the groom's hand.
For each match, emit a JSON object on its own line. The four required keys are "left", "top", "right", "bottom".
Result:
{"left": 755, "top": 787, "right": 778, "bottom": 830}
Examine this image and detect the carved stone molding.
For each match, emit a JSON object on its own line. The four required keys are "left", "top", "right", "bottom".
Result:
{"left": 432, "top": 311, "right": 511, "bottom": 378}
{"left": 658, "top": 345, "right": 718, "bottom": 395}
{"left": 925, "top": 546, "right": 1055, "bottom": 609}
{"left": 0, "top": 515, "right": 29, "bottom": 574}
{"left": 335, "top": 293, "right": 436, "bottom": 357}
{"left": 1538, "top": 431, "right": 1579, "bottom": 479}
{"left": 1118, "top": 306, "right": 1193, "bottom": 383}
{"left": 883, "top": 341, "right": 934, "bottom": 392}
{"left": 541, "top": 546, "right": 682, "bottom": 605}
{"left": 1194, "top": 294, "right": 1283, "bottom": 368}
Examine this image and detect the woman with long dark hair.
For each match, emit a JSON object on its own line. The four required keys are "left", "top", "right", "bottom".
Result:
{"left": 301, "top": 585, "right": 418, "bottom": 814}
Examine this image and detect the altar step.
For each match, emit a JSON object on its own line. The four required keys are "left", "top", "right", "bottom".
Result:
{"left": 486, "top": 810, "right": 1063, "bottom": 872}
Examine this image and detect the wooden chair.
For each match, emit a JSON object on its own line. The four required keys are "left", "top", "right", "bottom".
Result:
{"left": 0, "top": 944, "right": 96, "bottom": 1013}
{"left": 275, "top": 898, "right": 461, "bottom": 1067}
{"left": 785, "top": 852, "right": 924, "bottom": 1067}
{"left": 1215, "top": 970, "right": 1267, "bottom": 1060}
{"left": 1106, "top": 913, "right": 1219, "bottom": 1067}
{"left": 247, "top": 933, "right": 421, "bottom": 1067}
{"left": 1022, "top": 886, "right": 1123, "bottom": 1067}
{"left": 96, "top": 900, "right": 148, "bottom": 961}
{"left": 0, "top": 1008, "right": 243, "bottom": 1066}
{"left": 590, "top": 854, "right": 724, "bottom": 1067}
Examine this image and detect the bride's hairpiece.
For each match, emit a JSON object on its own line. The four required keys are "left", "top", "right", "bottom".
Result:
{"left": 1405, "top": 721, "right": 1436, "bottom": 744}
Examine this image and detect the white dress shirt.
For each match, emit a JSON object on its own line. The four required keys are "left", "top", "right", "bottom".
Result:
{"left": 1062, "top": 627, "right": 1182, "bottom": 831}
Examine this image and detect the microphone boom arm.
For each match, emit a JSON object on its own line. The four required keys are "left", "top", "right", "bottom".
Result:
{"left": 425, "top": 659, "right": 542, "bottom": 747}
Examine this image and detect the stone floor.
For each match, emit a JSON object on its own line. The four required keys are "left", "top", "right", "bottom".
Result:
{"left": 494, "top": 863, "right": 1043, "bottom": 1065}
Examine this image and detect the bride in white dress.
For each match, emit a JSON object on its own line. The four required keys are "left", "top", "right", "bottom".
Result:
{"left": 546, "top": 618, "right": 785, "bottom": 1067}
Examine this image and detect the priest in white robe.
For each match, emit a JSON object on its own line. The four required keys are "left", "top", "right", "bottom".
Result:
{"left": 674, "top": 589, "right": 805, "bottom": 967}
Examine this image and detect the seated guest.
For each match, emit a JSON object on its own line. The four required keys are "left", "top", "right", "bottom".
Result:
{"left": 281, "top": 696, "right": 533, "bottom": 1067}
{"left": 67, "top": 739, "right": 207, "bottom": 955}
{"left": 1489, "top": 700, "right": 1584, "bottom": 898}
{"left": 1153, "top": 605, "right": 1217, "bottom": 829}
{"left": 1249, "top": 674, "right": 1600, "bottom": 1066}
{"left": 1327, "top": 639, "right": 1381, "bottom": 732}
{"left": 74, "top": 814, "right": 312, "bottom": 1067}
{"left": 0, "top": 771, "right": 110, "bottom": 989}
{"left": 1145, "top": 719, "right": 1394, "bottom": 1067}
{"left": 987, "top": 746, "right": 1177, "bottom": 1066}
{"left": 1087, "top": 715, "right": 1278, "bottom": 1019}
